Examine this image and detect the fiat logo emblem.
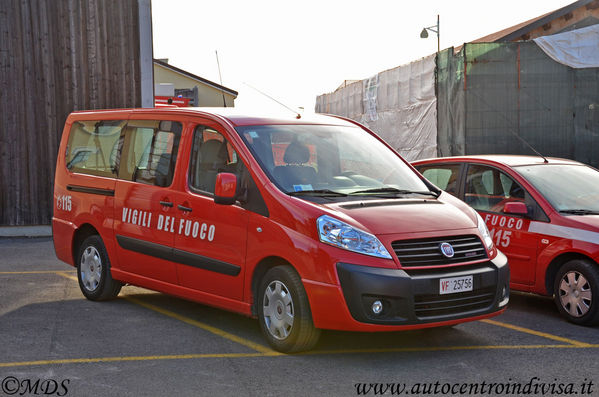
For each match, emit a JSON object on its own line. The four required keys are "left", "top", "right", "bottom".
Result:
{"left": 440, "top": 242, "right": 455, "bottom": 258}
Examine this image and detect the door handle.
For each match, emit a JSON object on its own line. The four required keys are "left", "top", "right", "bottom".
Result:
{"left": 178, "top": 205, "right": 193, "bottom": 212}
{"left": 160, "top": 201, "right": 173, "bottom": 207}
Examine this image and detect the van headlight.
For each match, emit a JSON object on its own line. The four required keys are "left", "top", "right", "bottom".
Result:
{"left": 475, "top": 212, "right": 494, "bottom": 250}
{"left": 317, "top": 215, "right": 392, "bottom": 259}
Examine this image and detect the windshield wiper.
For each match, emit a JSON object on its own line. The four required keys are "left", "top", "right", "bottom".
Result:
{"left": 288, "top": 189, "right": 348, "bottom": 197}
{"left": 559, "top": 209, "right": 599, "bottom": 215}
{"left": 349, "top": 187, "right": 438, "bottom": 197}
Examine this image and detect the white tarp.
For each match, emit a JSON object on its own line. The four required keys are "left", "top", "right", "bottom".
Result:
{"left": 315, "top": 54, "right": 437, "bottom": 161}
{"left": 363, "top": 75, "right": 379, "bottom": 122}
{"left": 534, "top": 24, "right": 599, "bottom": 69}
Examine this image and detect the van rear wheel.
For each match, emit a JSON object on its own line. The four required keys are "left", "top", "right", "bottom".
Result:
{"left": 77, "top": 235, "right": 122, "bottom": 301}
{"left": 258, "top": 266, "right": 320, "bottom": 353}
{"left": 553, "top": 259, "right": 599, "bottom": 326}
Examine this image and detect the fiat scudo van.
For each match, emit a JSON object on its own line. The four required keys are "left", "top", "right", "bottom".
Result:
{"left": 53, "top": 108, "right": 509, "bottom": 352}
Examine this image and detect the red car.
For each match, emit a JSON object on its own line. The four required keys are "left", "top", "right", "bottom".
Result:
{"left": 413, "top": 155, "right": 599, "bottom": 325}
{"left": 53, "top": 108, "right": 509, "bottom": 352}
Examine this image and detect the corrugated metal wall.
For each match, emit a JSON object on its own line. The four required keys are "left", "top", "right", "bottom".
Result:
{"left": 437, "top": 43, "right": 599, "bottom": 167}
{"left": 0, "top": 0, "right": 142, "bottom": 226}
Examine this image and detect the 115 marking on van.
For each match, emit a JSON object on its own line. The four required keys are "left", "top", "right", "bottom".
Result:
{"left": 56, "top": 195, "right": 72, "bottom": 212}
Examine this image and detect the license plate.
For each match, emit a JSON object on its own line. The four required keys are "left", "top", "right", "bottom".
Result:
{"left": 439, "top": 275, "right": 473, "bottom": 295}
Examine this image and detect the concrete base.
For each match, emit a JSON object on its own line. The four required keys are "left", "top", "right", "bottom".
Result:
{"left": 0, "top": 226, "right": 52, "bottom": 237}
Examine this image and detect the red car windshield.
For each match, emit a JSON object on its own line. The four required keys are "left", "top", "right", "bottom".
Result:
{"left": 515, "top": 164, "right": 599, "bottom": 214}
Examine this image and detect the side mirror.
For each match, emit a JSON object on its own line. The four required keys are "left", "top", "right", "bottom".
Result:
{"left": 214, "top": 173, "right": 237, "bottom": 205}
{"left": 503, "top": 201, "right": 528, "bottom": 216}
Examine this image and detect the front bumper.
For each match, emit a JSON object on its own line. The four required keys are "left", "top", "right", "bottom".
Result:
{"left": 335, "top": 253, "right": 509, "bottom": 326}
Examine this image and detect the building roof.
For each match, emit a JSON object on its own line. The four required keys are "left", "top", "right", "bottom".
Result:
{"left": 335, "top": 80, "right": 360, "bottom": 92}
{"left": 153, "top": 59, "right": 238, "bottom": 97}
{"left": 471, "top": 0, "right": 599, "bottom": 42}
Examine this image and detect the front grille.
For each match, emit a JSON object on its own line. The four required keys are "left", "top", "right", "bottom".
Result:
{"left": 414, "top": 287, "right": 495, "bottom": 318}
{"left": 401, "top": 262, "right": 493, "bottom": 277}
{"left": 392, "top": 235, "right": 487, "bottom": 267}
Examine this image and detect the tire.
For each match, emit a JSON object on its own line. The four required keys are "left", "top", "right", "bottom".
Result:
{"left": 553, "top": 259, "right": 599, "bottom": 326}
{"left": 77, "top": 235, "right": 122, "bottom": 301}
{"left": 257, "top": 266, "right": 321, "bottom": 353}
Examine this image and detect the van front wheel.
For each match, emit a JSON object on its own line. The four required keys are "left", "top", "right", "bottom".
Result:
{"left": 77, "top": 235, "right": 122, "bottom": 301}
{"left": 258, "top": 266, "right": 320, "bottom": 353}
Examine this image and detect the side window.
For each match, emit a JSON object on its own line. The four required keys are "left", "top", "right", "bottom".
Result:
{"left": 65, "top": 120, "right": 126, "bottom": 177}
{"left": 119, "top": 120, "right": 182, "bottom": 187}
{"left": 189, "top": 126, "right": 239, "bottom": 194}
{"left": 465, "top": 164, "right": 527, "bottom": 213}
{"left": 416, "top": 165, "right": 460, "bottom": 196}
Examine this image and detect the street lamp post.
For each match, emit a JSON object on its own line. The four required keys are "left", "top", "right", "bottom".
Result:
{"left": 420, "top": 14, "right": 440, "bottom": 53}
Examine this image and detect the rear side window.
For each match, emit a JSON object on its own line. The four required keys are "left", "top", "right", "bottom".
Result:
{"left": 65, "top": 120, "right": 126, "bottom": 177}
{"left": 119, "top": 120, "right": 182, "bottom": 187}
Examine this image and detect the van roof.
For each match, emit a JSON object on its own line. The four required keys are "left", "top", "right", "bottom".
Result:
{"left": 70, "top": 107, "right": 356, "bottom": 127}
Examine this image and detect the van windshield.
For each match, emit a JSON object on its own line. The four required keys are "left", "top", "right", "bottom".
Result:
{"left": 236, "top": 124, "right": 430, "bottom": 197}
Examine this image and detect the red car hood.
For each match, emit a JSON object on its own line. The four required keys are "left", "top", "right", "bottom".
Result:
{"left": 565, "top": 215, "right": 599, "bottom": 232}
{"left": 323, "top": 197, "right": 477, "bottom": 235}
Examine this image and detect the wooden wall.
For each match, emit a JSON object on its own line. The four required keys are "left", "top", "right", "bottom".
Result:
{"left": 0, "top": 0, "right": 143, "bottom": 225}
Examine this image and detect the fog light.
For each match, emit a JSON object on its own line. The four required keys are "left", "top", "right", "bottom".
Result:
{"left": 372, "top": 300, "right": 383, "bottom": 314}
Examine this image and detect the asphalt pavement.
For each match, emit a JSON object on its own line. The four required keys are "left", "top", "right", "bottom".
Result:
{"left": 1, "top": 237, "right": 597, "bottom": 396}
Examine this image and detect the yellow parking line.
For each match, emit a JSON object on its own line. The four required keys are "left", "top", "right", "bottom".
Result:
{"left": 481, "top": 319, "right": 593, "bottom": 347}
{"left": 124, "top": 296, "right": 279, "bottom": 355}
{"left": 54, "top": 272, "right": 277, "bottom": 355}
{"left": 305, "top": 343, "right": 599, "bottom": 356}
{"left": 1, "top": 343, "right": 597, "bottom": 368}
{"left": 0, "top": 353, "right": 268, "bottom": 368}
{"left": 56, "top": 272, "right": 78, "bottom": 281}
{"left": 0, "top": 270, "right": 75, "bottom": 274}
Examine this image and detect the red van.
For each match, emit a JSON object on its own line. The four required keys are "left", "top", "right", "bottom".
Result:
{"left": 413, "top": 155, "right": 599, "bottom": 325}
{"left": 53, "top": 108, "right": 509, "bottom": 352}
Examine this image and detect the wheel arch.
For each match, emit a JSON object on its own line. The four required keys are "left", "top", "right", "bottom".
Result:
{"left": 250, "top": 256, "right": 299, "bottom": 317}
{"left": 545, "top": 252, "right": 597, "bottom": 295}
{"left": 72, "top": 223, "right": 100, "bottom": 266}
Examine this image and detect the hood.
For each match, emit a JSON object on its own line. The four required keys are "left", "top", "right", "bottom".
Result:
{"left": 564, "top": 215, "right": 599, "bottom": 231}
{"left": 324, "top": 196, "right": 477, "bottom": 235}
